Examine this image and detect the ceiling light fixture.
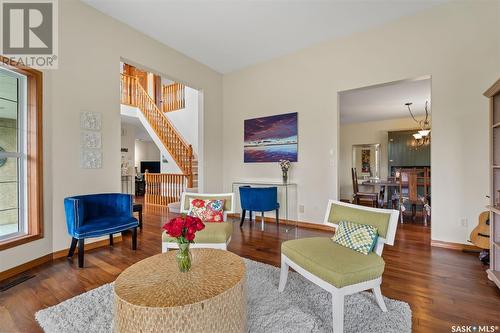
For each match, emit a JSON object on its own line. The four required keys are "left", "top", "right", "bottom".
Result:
{"left": 418, "top": 129, "right": 431, "bottom": 137}
{"left": 406, "top": 101, "right": 431, "bottom": 148}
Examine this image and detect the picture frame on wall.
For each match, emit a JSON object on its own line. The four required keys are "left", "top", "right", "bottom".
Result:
{"left": 244, "top": 112, "right": 298, "bottom": 163}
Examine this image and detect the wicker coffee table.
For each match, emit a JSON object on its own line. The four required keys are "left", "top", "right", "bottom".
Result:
{"left": 113, "top": 249, "right": 246, "bottom": 333}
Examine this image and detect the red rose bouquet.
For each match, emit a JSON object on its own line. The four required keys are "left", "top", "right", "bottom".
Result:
{"left": 163, "top": 215, "right": 205, "bottom": 272}
{"left": 163, "top": 215, "right": 205, "bottom": 242}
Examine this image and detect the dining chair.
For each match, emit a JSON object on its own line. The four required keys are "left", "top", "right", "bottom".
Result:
{"left": 397, "top": 169, "right": 430, "bottom": 224}
{"left": 239, "top": 186, "right": 279, "bottom": 231}
{"left": 351, "top": 168, "right": 379, "bottom": 207}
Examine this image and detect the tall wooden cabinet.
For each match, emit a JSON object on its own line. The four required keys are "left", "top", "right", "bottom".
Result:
{"left": 486, "top": 78, "right": 500, "bottom": 289}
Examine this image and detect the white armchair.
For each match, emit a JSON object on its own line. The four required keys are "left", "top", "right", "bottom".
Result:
{"left": 278, "top": 200, "right": 399, "bottom": 333}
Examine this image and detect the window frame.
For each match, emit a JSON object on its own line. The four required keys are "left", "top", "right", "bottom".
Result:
{"left": 0, "top": 67, "right": 27, "bottom": 241}
{"left": 0, "top": 57, "right": 43, "bottom": 251}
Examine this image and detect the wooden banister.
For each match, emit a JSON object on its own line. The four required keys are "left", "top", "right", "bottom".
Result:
{"left": 145, "top": 173, "right": 187, "bottom": 206}
{"left": 162, "top": 83, "right": 185, "bottom": 112}
{"left": 120, "top": 74, "right": 138, "bottom": 106}
{"left": 120, "top": 74, "right": 193, "bottom": 178}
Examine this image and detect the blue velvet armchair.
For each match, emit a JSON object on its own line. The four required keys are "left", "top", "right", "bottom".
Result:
{"left": 64, "top": 193, "right": 139, "bottom": 267}
{"left": 239, "top": 186, "right": 279, "bottom": 230}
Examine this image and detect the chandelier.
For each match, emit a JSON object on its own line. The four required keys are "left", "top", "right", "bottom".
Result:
{"left": 406, "top": 101, "right": 431, "bottom": 147}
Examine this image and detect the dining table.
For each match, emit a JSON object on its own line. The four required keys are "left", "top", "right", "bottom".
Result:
{"left": 361, "top": 179, "right": 399, "bottom": 208}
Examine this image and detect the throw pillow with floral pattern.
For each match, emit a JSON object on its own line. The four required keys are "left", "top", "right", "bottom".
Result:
{"left": 188, "top": 199, "right": 225, "bottom": 222}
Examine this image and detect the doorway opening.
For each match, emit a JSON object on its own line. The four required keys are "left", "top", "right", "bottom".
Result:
{"left": 338, "top": 76, "right": 432, "bottom": 229}
{"left": 119, "top": 61, "right": 202, "bottom": 207}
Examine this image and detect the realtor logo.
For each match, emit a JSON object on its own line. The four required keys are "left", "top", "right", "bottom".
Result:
{"left": 0, "top": 0, "right": 58, "bottom": 68}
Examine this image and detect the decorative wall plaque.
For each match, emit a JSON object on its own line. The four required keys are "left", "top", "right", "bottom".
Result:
{"left": 80, "top": 111, "right": 102, "bottom": 130}
{"left": 81, "top": 131, "right": 102, "bottom": 149}
{"left": 81, "top": 150, "right": 102, "bottom": 169}
{"left": 80, "top": 111, "right": 102, "bottom": 168}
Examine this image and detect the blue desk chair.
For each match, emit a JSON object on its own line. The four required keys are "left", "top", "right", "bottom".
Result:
{"left": 238, "top": 185, "right": 253, "bottom": 223}
{"left": 239, "top": 186, "right": 279, "bottom": 230}
{"left": 64, "top": 193, "right": 139, "bottom": 268}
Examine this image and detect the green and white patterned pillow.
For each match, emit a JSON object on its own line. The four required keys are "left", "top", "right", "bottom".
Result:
{"left": 331, "top": 221, "right": 378, "bottom": 255}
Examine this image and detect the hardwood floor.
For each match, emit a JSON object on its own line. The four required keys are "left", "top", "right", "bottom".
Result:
{"left": 1, "top": 203, "right": 499, "bottom": 333}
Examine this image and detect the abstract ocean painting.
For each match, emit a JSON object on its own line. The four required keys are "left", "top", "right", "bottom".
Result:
{"left": 244, "top": 112, "right": 298, "bottom": 163}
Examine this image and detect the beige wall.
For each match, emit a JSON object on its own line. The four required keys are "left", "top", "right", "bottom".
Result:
{"left": 223, "top": 1, "right": 500, "bottom": 244}
{"left": 135, "top": 140, "right": 160, "bottom": 167}
{"left": 339, "top": 116, "right": 426, "bottom": 200}
{"left": 0, "top": 0, "right": 223, "bottom": 271}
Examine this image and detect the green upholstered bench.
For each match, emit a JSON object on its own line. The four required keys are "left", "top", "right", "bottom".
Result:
{"left": 161, "top": 193, "right": 235, "bottom": 252}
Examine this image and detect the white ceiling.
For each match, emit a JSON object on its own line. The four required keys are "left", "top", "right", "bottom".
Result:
{"left": 339, "top": 77, "right": 431, "bottom": 124}
{"left": 83, "top": 0, "right": 446, "bottom": 73}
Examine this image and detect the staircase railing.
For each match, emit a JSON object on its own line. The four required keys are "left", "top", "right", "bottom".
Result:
{"left": 121, "top": 74, "right": 193, "bottom": 188}
{"left": 121, "top": 74, "right": 138, "bottom": 106}
{"left": 162, "top": 83, "right": 185, "bottom": 112}
{"left": 145, "top": 173, "right": 188, "bottom": 206}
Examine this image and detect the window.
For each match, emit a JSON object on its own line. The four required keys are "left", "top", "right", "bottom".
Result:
{"left": 0, "top": 59, "right": 43, "bottom": 250}
{"left": 0, "top": 67, "right": 27, "bottom": 240}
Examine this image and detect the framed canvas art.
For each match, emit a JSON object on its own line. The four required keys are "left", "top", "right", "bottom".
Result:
{"left": 244, "top": 112, "right": 298, "bottom": 163}
{"left": 361, "top": 148, "right": 371, "bottom": 173}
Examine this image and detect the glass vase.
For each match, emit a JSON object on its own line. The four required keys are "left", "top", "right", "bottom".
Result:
{"left": 176, "top": 242, "right": 192, "bottom": 272}
{"left": 282, "top": 171, "right": 288, "bottom": 183}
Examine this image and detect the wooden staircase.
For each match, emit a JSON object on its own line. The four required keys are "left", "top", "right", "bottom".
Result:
{"left": 121, "top": 73, "right": 196, "bottom": 205}
{"left": 161, "top": 82, "right": 198, "bottom": 188}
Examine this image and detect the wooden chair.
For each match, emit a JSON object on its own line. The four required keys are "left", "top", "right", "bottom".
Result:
{"left": 397, "top": 169, "right": 430, "bottom": 224}
{"left": 279, "top": 200, "right": 399, "bottom": 333}
{"left": 351, "top": 168, "right": 379, "bottom": 207}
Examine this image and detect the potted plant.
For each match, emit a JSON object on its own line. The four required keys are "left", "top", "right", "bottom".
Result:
{"left": 162, "top": 215, "right": 205, "bottom": 272}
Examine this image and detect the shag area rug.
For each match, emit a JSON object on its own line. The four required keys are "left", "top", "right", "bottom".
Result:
{"left": 35, "top": 259, "right": 411, "bottom": 332}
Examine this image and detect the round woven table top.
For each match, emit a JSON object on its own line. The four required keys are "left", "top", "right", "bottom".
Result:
{"left": 114, "top": 249, "right": 245, "bottom": 308}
